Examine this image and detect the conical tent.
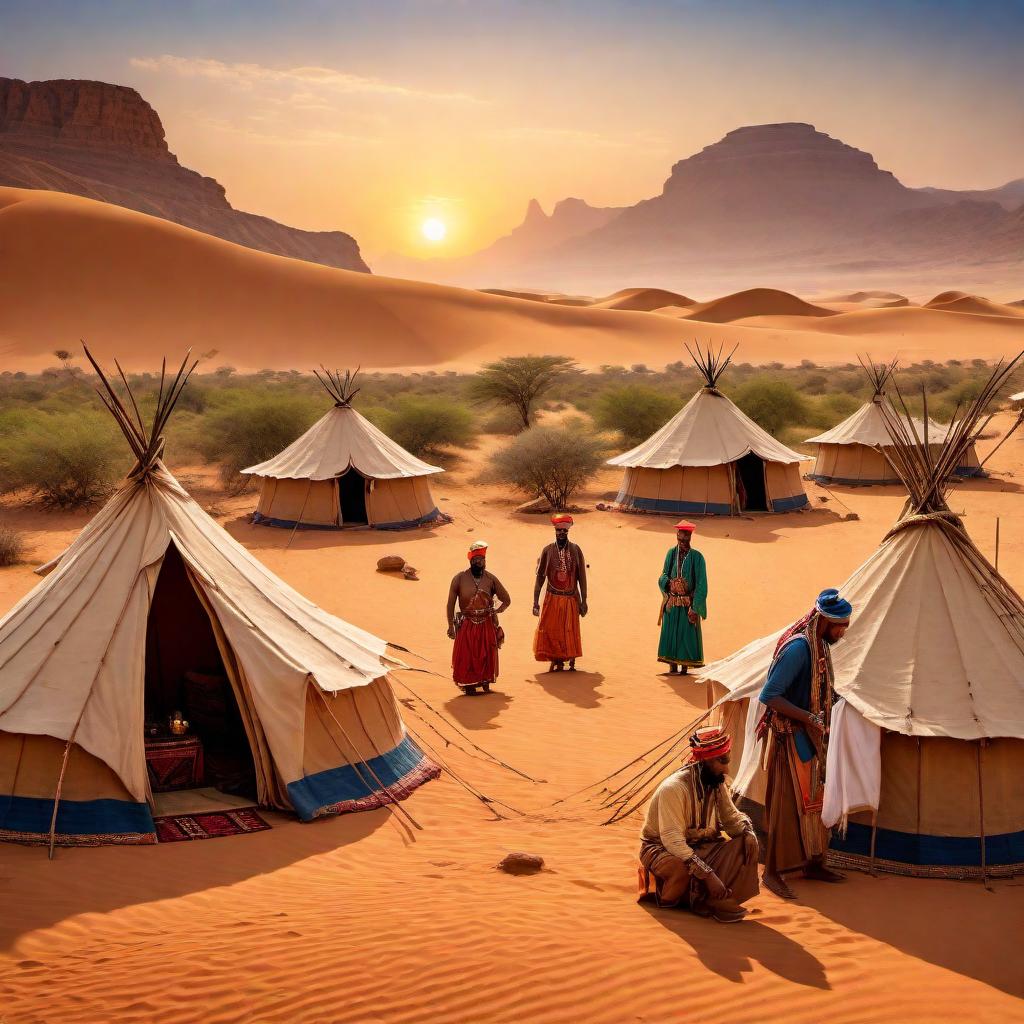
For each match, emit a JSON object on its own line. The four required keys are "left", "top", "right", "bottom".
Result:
{"left": 243, "top": 369, "right": 446, "bottom": 530}
{"left": 0, "top": 354, "right": 438, "bottom": 849}
{"left": 806, "top": 359, "right": 984, "bottom": 485}
{"left": 609, "top": 345, "right": 809, "bottom": 515}
{"left": 701, "top": 358, "right": 1024, "bottom": 878}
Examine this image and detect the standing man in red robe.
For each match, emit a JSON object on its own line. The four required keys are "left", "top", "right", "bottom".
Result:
{"left": 447, "top": 541, "right": 511, "bottom": 695}
{"left": 532, "top": 513, "right": 588, "bottom": 672}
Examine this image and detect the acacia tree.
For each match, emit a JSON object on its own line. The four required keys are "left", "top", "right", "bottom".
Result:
{"left": 469, "top": 355, "right": 577, "bottom": 430}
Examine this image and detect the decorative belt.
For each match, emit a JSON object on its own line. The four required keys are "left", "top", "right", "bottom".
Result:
{"left": 545, "top": 584, "right": 576, "bottom": 597}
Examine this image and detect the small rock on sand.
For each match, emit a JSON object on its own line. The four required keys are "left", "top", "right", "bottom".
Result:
{"left": 376, "top": 555, "right": 406, "bottom": 572}
{"left": 497, "top": 852, "right": 545, "bottom": 875}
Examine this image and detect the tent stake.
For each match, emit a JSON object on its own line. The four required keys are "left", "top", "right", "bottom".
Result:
{"left": 995, "top": 517, "right": 1001, "bottom": 574}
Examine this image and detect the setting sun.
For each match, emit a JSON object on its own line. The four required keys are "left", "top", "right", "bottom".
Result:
{"left": 421, "top": 217, "right": 447, "bottom": 242}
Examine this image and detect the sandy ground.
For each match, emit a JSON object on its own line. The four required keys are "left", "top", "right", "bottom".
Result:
{"left": 1, "top": 415, "right": 1024, "bottom": 1023}
{"left": 2, "top": 187, "right": 1024, "bottom": 374}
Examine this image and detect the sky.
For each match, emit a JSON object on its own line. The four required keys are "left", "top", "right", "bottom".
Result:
{"left": 2, "top": 0, "right": 1024, "bottom": 259}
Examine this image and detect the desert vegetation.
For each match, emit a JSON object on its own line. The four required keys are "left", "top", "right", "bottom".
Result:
{"left": 0, "top": 356, "right": 1012, "bottom": 508}
{"left": 0, "top": 523, "right": 25, "bottom": 566}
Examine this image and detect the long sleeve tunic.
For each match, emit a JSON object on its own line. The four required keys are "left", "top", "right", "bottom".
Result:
{"left": 640, "top": 764, "right": 750, "bottom": 862}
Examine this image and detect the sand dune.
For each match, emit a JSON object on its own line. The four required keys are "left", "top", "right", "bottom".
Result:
{"left": 924, "top": 290, "right": 1024, "bottom": 317}
{"left": 815, "top": 290, "right": 910, "bottom": 311}
{"left": 0, "top": 188, "right": 685, "bottom": 372}
{"left": 2, "top": 188, "right": 1024, "bottom": 373}
{"left": 592, "top": 287, "right": 696, "bottom": 311}
{"left": 684, "top": 287, "right": 837, "bottom": 323}
{"left": 2, "top": 423, "right": 1023, "bottom": 1023}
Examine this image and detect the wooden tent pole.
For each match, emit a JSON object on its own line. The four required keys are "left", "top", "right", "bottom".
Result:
{"left": 977, "top": 740, "right": 992, "bottom": 891}
{"left": 868, "top": 811, "right": 879, "bottom": 876}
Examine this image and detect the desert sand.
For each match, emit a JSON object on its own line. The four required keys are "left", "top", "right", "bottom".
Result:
{"left": 3, "top": 187, "right": 1024, "bottom": 374}
{"left": 2, "top": 414, "right": 1023, "bottom": 1024}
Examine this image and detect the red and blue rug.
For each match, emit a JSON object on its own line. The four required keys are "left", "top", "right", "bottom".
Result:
{"left": 154, "top": 808, "right": 271, "bottom": 843}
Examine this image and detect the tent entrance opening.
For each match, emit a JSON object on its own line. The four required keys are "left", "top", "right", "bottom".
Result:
{"left": 338, "top": 469, "right": 368, "bottom": 526}
{"left": 735, "top": 453, "right": 768, "bottom": 512}
{"left": 144, "top": 545, "right": 257, "bottom": 800}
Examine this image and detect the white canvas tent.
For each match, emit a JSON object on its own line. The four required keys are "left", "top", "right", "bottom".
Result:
{"left": 244, "top": 369, "right": 446, "bottom": 530}
{"left": 609, "top": 345, "right": 809, "bottom": 515}
{"left": 701, "top": 360, "right": 1024, "bottom": 878}
{"left": 806, "top": 360, "right": 984, "bottom": 485}
{"left": 0, "top": 354, "right": 438, "bottom": 849}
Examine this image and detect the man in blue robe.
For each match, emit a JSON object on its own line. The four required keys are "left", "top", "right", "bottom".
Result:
{"left": 758, "top": 588, "right": 852, "bottom": 900}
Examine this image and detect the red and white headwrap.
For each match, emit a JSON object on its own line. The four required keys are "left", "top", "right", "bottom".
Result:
{"left": 551, "top": 513, "right": 573, "bottom": 526}
{"left": 675, "top": 520, "right": 696, "bottom": 533}
{"left": 688, "top": 726, "right": 731, "bottom": 761}
{"left": 467, "top": 540, "right": 488, "bottom": 561}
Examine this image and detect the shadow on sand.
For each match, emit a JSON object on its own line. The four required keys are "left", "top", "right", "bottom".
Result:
{"left": 532, "top": 670, "right": 606, "bottom": 709}
{"left": 605, "top": 506, "right": 846, "bottom": 544}
{"left": 223, "top": 515, "right": 452, "bottom": 551}
{"left": 639, "top": 903, "right": 830, "bottom": 989}
{"left": 442, "top": 689, "right": 512, "bottom": 730}
{"left": 803, "top": 872, "right": 1024, "bottom": 998}
{"left": 0, "top": 805, "right": 401, "bottom": 949}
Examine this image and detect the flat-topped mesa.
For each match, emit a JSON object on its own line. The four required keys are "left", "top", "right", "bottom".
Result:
{"left": 0, "top": 78, "right": 171, "bottom": 161}
{"left": 661, "top": 122, "right": 913, "bottom": 208}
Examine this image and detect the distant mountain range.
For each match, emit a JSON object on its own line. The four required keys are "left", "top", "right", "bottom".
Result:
{"left": 380, "top": 123, "right": 1024, "bottom": 294}
{"left": 0, "top": 77, "right": 369, "bottom": 272}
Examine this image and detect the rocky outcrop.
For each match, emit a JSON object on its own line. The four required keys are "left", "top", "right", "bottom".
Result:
{"left": 0, "top": 78, "right": 369, "bottom": 272}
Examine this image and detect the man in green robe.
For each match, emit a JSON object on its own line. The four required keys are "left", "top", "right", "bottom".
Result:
{"left": 658, "top": 520, "right": 707, "bottom": 675}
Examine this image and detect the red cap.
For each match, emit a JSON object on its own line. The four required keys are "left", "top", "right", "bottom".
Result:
{"left": 675, "top": 520, "right": 696, "bottom": 533}
{"left": 688, "top": 726, "right": 731, "bottom": 761}
{"left": 551, "top": 513, "right": 574, "bottom": 526}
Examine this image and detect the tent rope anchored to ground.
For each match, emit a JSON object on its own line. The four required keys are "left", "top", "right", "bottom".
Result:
{"left": 608, "top": 342, "right": 810, "bottom": 516}
{"left": 0, "top": 350, "right": 448, "bottom": 854}
{"left": 242, "top": 366, "right": 451, "bottom": 531}
{"left": 572, "top": 353, "right": 1024, "bottom": 879}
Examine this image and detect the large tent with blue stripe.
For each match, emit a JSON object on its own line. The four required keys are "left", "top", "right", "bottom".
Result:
{"left": 701, "top": 357, "right": 1024, "bottom": 878}
{"left": 608, "top": 344, "right": 809, "bottom": 515}
{"left": 0, "top": 354, "right": 438, "bottom": 849}
{"left": 243, "top": 368, "right": 445, "bottom": 531}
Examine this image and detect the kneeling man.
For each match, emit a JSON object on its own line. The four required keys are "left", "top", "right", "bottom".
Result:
{"left": 639, "top": 726, "right": 759, "bottom": 923}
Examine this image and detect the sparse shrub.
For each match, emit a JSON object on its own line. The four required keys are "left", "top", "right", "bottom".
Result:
{"left": 199, "top": 392, "right": 321, "bottom": 487}
{"left": 594, "top": 384, "right": 677, "bottom": 444}
{"left": 0, "top": 410, "right": 127, "bottom": 508}
{"left": 732, "top": 378, "right": 809, "bottom": 437}
{"left": 486, "top": 421, "right": 608, "bottom": 509}
{"left": 823, "top": 393, "right": 861, "bottom": 419}
{"left": 382, "top": 398, "right": 474, "bottom": 456}
{"left": 0, "top": 524, "right": 25, "bottom": 566}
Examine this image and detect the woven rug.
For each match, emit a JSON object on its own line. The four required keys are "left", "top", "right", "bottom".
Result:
{"left": 154, "top": 807, "right": 271, "bottom": 843}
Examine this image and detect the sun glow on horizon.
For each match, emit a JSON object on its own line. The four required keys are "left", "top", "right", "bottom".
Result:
{"left": 421, "top": 217, "right": 447, "bottom": 242}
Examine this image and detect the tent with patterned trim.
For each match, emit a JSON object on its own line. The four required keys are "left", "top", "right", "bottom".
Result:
{"left": 0, "top": 353, "right": 438, "bottom": 850}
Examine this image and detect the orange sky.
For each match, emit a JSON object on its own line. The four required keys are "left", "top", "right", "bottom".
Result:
{"left": 4, "top": 1, "right": 1023, "bottom": 260}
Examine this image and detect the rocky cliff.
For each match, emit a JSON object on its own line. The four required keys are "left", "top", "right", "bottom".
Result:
{"left": 0, "top": 78, "right": 369, "bottom": 272}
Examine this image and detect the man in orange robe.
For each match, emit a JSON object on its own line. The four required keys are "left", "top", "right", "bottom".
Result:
{"left": 447, "top": 541, "right": 511, "bottom": 695}
{"left": 532, "top": 514, "right": 588, "bottom": 671}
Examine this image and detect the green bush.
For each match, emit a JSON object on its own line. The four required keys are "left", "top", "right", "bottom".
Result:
{"left": 485, "top": 421, "right": 608, "bottom": 509}
{"left": 481, "top": 404, "right": 525, "bottom": 435}
{"left": 0, "top": 524, "right": 25, "bottom": 566}
{"left": 731, "top": 378, "right": 809, "bottom": 437}
{"left": 382, "top": 398, "right": 474, "bottom": 456}
{"left": 199, "top": 392, "right": 322, "bottom": 487}
{"left": 0, "top": 410, "right": 128, "bottom": 508}
{"left": 593, "top": 384, "right": 677, "bottom": 444}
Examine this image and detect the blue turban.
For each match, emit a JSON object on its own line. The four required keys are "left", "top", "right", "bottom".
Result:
{"left": 816, "top": 588, "right": 853, "bottom": 622}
